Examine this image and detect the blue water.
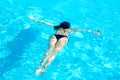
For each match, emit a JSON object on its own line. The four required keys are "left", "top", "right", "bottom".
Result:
{"left": 0, "top": 0, "right": 120, "bottom": 80}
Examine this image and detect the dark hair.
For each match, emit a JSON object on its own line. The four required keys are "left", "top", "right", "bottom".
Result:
{"left": 54, "top": 21, "right": 70, "bottom": 30}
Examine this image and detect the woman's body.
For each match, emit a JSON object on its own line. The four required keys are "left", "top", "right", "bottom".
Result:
{"left": 29, "top": 16, "right": 101, "bottom": 75}
{"left": 36, "top": 21, "right": 78, "bottom": 75}
{"left": 39, "top": 28, "right": 70, "bottom": 73}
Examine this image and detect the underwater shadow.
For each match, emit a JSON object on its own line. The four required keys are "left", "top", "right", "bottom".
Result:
{"left": 0, "top": 28, "right": 39, "bottom": 75}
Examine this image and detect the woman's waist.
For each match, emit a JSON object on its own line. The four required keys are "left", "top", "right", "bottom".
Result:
{"left": 55, "top": 33, "right": 68, "bottom": 37}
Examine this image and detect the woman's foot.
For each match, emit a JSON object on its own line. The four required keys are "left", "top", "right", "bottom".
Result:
{"left": 36, "top": 66, "right": 46, "bottom": 76}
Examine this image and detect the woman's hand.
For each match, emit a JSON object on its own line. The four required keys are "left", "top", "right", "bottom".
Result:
{"left": 94, "top": 30, "right": 101, "bottom": 35}
{"left": 29, "top": 16, "right": 36, "bottom": 20}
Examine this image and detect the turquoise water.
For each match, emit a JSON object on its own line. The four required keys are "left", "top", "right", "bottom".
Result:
{"left": 0, "top": 0, "right": 120, "bottom": 80}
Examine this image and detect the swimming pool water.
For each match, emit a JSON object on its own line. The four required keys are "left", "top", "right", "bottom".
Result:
{"left": 0, "top": 0, "right": 120, "bottom": 80}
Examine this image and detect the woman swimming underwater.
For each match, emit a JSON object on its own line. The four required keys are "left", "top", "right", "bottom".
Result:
{"left": 29, "top": 16, "right": 101, "bottom": 75}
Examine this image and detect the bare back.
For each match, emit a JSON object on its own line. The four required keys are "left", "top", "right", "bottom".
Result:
{"left": 55, "top": 28, "right": 72, "bottom": 36}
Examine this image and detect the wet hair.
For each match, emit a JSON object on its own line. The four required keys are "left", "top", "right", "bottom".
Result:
{"left": 54, "top": 21, "right": 70, "bottom": 30}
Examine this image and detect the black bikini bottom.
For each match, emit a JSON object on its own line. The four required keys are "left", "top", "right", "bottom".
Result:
{"left": 54, "top": 34, "right": 67, "bottom": 41}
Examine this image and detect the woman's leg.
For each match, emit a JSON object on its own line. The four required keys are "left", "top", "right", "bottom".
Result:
{"left": 44, "top": 37, "right": 68, "bottom": 69}
{"left": 40, "top": 56, "right": 49, "bottom": 67}
{"left": 45, "top": 36, "right": 57, "bottom": 55}
{"left": 40, "top": 36, "right": 57, "bottom": 66}
{"left": 36, "top": 36, "right": 57, "bottom": 75}
{"left": 44, "top": 55, "right": 55, "bottom": 69}
{"left": 53, "top": 37, "right": 68, "bottom": 55}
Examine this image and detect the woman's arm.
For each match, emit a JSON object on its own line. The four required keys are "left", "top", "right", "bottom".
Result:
{"left": 85, "top": 29, "right": 101, "bottom": 35}
{"left": 29, "top": 16, "right": 55, "bottom": 27}
{"left": 71, "top": 28, "right": 101, "bottom": 35}
{"left": 71, "top": 29, "right": 81, "bottom": 32}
